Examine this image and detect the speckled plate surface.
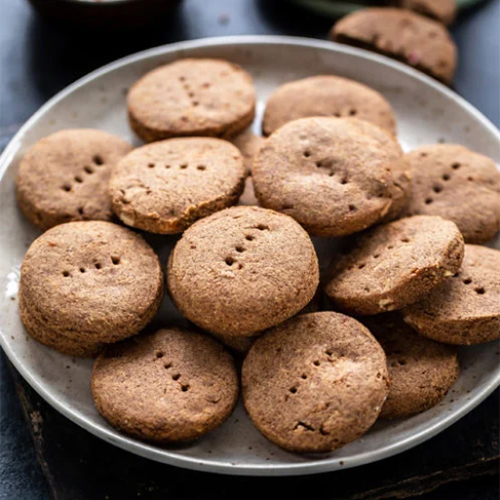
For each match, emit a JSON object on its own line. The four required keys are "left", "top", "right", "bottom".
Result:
{"left": 0, "top": 36, "right": 499, "bottom": 476}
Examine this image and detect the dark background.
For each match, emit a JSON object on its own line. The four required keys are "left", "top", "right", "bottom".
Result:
{"left": 1, "top": 1, "right": 499, "bottom": 499}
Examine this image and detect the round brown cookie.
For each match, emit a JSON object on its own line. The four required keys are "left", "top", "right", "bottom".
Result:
{"left": 92, "top": 327, "right": 239, "bottom": 443}
{"left": 16, "top": 129, "right": 132, "bottom": 231}
{"left": 128, "top": 58, "right": 256, "bottom": 142}
{"left": 404, "top": 144, "right": 500, "bottom": 244}
{"left": 391, "top": 0, "right": 457, "bottom": 26}
{"left": 403, "top": 245, "right": 500, "bottom": 345}
{"left": 330, "top": 8, "right": 457, "bottom": 84}
{"left": 242, "top": 312, "right": 389, "bottom": 453}
{"left": 19, "top": 221, "right": 163, "bottom": 356}
{"left": 344, "top": 118, "right": 410, "bottom": 221}
{"left": 262, "top": 75, "right": 397, "bottom": 136}
{"left": 362, "top": 313, "right": 459, "bottom": 419}
{"left": 230, "top": 129, "right": 264, "bottom": 173}
{"left": 324, "top": 215, "right": 464, "bottom": 315}
{"left": 109, "top": 138, "right": 247, "bottom": 234}
{"left": 168, "top": 206, "right": 319, "bottom": 337}
{"left": 252, "top": 117, "right": 396, "bottom": 237}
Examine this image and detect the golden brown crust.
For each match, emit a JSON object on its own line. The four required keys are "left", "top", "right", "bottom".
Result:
{"left": 20, "top": 221, "right": 163, "bottom": 355}
{"left": 16, "top": 129, "right": 132, "bottom": 230}
{"left": 330, "top": 8, "right": 457, "bottom": 84}
{"left": 253, "top": 117, "right": 396, "bottom": 237}
{"left": 262, "top": 75, "right": 397, "bottom": 136}
{"left": 242, "top": 312, "right": 389, "bottom": 453}
{"left": 324, "top": 216, "right": 465, "bottom": 315}
{"left": 109, "top": 138, "right": 247, "bottom": 234}
{"left": 362, "top": 313, "right": 459, "bottom": 419}
{"left": 168, "top": 206, "right": 319, "bottom": 337}
{"left": 127, "top": 58, "right": 256, "bottom": 142}
{"left": 403, "top": 245, "right": 500, "bottom": 344}
{"left": 92, "top": 327, "right": 239, "bottom": 443}
{"left": 404, "top": 144, "right": 500, "bottom": 243}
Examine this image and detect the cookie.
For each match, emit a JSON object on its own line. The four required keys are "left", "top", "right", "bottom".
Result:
{"left": 252, "top": 117, "right": 395, "bottom": 237}
{"left": 330, "top": 8, "right": 457, "bottom": 84}
{"left": 391, "top": 0, "right": 457, "bottom": 26}
{"left": 16, "top": 129, "right": 132, "bottom": 231}
{"left": 92, "top": 327, "right": 238, "bottom": 443}
{"left": 242, "top": 312, "right": 389, "bottom": 453}
{"left": 262, "top": 75, "right": 397, "bottom": 136}
{"left": 168, "top": 206, "right": 319, "bottom": 337}
{"left": 109, "top": 138, "right": 247, "bottom": 234}
{"left": 128, "top": 58, "right": 256, "bottom": 142}
{"left": 344, "top": 118, "right": 411, "bottom": 221}
{"left": 19, "top": 221, "right": 163, "bottom": 357}
{"left": 324, "top": 215, "right": 464, "bottom": 315}
{"left": 404, "top": 245, "right": 500, "bottom": 345}
{"left": 362, "top": 313, "right": 459, "bottom": 419}
{"left": 230, "top": 129, "right": 264, "bottom": 173}
{"left": 404, "top": 144, "right": 500, "bottom": 244}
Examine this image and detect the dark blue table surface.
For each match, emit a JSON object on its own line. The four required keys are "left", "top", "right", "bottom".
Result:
{"left": 0, "top": 1, "right": 499, "bottom": 499}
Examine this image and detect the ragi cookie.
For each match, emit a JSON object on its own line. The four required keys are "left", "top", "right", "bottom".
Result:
{"left": 404, "top": 245, "right": 500, "bottom": 345}
{"left": 324, "top": 215, "right": 464, "bottom": 315}
{"left": 168, "top": 206, "right": 319, "bottom": 337}
{"left": 262, "top": 75, "right": 397, "bottom": 136}
{"left": 330, "top": 8, "right": 457, "bottom": 84}
{"left": 128, "top": 58, "right": 256, "bottom": 142}
{"left": 92, "top": 327, "right": 238, "bottom": 443}
{"left": 404, "top": 144, "right": 500, "bottom": 243}
{"left": 19, "top": 221, "right": 163, "bottom": 357}
{"left": 109, "top": 137, "right": 247, "bottom": 234}
{"left": 344, "top": 118, "right": 410, "bottom": 221}
{"left": 390, "top": 0, "right": 457, "bottom": 26}
{"left": 362, "top": 313, "right": 459, "bottom": 419}
{"left": 252, "top": 117, "right": 396, "bottom": 237}
{"left": 16, "top": 129, "right": 132, "bottom": 230}
{"left": 242, "top": 312, "right": 389, "bottom": 453}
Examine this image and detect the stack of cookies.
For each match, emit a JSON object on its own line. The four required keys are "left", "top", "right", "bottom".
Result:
{"left": 16, "top": 56, "right": 500, "bottom": 454}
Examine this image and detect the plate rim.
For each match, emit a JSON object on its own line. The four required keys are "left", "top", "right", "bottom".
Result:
{"left": 1, "top": 35, "right": 499, "bottom": 476}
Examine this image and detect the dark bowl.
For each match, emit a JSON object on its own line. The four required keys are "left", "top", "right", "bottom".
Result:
{"left": 27, "top": 0, "right": 183, "bottom": 30}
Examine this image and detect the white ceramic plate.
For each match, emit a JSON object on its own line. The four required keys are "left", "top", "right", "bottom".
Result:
{"left": 1, "top": 36, "right": 499, "bottom": 476}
